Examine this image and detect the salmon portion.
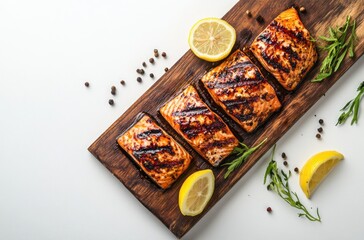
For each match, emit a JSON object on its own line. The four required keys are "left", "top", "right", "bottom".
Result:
{"left": 160, "top": 85, "right": 238, "bottom": 167}
{"left": 250, "top": 8, "right": 317, "bottom": 91}
{"left": 117, "top": 114, "right": 192, "bottom": 189}
{"left": 201, "top": 50, "right": 281, "bottom": 133}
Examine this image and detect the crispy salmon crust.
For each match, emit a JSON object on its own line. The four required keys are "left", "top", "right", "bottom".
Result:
{"left": 201, "top": 49, "right": 281, "bottom": 133}
{"left": 250, "top": 8, "right": 317, "bottom": 91}
{"left": 117, "top": 114, "right": 192, "bottom": 189}
{"left": 160, "top": 85, "right": 238, "bottom": 167}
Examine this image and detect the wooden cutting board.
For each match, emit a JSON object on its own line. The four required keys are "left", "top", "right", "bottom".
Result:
{"left": 88, "top": 0, "right": 364, "bottom": 238}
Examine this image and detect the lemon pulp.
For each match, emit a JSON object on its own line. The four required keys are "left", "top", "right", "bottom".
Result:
{"left": 179, "top": 169, "right": 215, "bottom": 216}
{"left": 299, "top": 151, "right": 344, "bottom": 198}
{"left": 188, "top": 18, "right": 236, "bottom": 62}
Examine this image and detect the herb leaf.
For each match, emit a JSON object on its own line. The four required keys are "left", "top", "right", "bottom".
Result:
{"left": 223, "top": 138, "right": 267, "bottom": 179}
{"left": 264, "top": 145, "right": 321, "bottom": 222}
{"left": 312, "top": 16, "right": 357, "bottom": 82}
{"left": 337, "top": 81, "right": 364, "bottom": 125}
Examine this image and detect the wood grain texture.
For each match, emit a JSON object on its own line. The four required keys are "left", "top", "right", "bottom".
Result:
{"left": 88, "top": 0, "right": 364, "bottom": 238}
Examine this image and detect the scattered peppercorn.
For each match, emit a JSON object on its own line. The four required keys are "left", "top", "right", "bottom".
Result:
{"left": 319, "top": 119, "right": 324, "bottom": 125}
{"left": 245, "top": 10, "right": 252, "bottom": 17}
{"left": 317, "top": 127, "right": 323, "bottom": 133}
{"left": 316, "top": 133, "right": 321, "bottom": 139}
{"left": 154, "top": 49, "right": 158, "bottom": 53}
{"left": 149, "top": 73, "right": 154, "bottom": 78}
{"left": 84, "top": 81, "right": 90, "bottom": 87}
{"left": 283, "top": 161, "right": 288, "bottom": 167}
{"left": 137, "top": 77, "right": 142, "bottom": 83}
{"left": 256, "top": 15, "right": 264, "bottom": 24}
{"left": 120, "top": 80, "right": 125, "bottom": 85}
{"left": 267, "top": 207, "right": 272, "bottom": 213}
{"left": 299, "top": 6, "right": 306, "bottom": 13}
{"left": 136, "top": 69, "right": 145, "bottom": 75}
{"left": 281, "top": 152, "right": 287, "bottom": 159}
{"left": 154, "top": 52, "right": 159, "bottom": 58}
{"left": 108, "top": 99, "right": 114, "bottom": 106}
{"left": 164, "top": 67, "right": 169, "bottom": 72}
{"left": 111, "top": 86, "right": 116, "bottom": 95}
{"left": 142, "top": 62, "right": 147, "bottom": 67}
{"left": 149, "top": 58, "right": 155, "bottom": 64}
{"left": 294, "top": 167, "right": 299, "bottom": 173}
{"left": 161, "top": 52, "right": 167, "bottom": 58}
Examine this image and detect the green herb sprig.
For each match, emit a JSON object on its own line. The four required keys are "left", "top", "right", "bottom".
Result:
{"left": 337, "top": 81, "right": 364, "bottom": 125}
{"left": 264, "top": 145, "right": 321, "bottom": 222}
{"left": 223, "top": 138, "right": 267, "bottom": 179}
{"left": 312, "top": 16, "right": 357, "bottom": 82}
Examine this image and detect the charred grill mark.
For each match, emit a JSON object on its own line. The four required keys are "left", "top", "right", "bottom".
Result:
{"left": 141, "top": 158, "right": 184, "bottom": 171}
{"left": 261, "top": 51, "right": 290, "bottom": 73}
{"left": 200, "top": 137, "right": 237, "bottom": 153}
{"left": 137, "top": 129, "right": 162, "bottom": 139}
{"left": 206, "top": 65, "right": 265, "bottom": 90}
{"left": 207, "top": 77, "right": 263, "bottom": 89}
{"left": 257, "top": 32, "right": 300, "bottom": 70}
{"left": 133, "top": 146, "right": 174, "bottom": 159}
{"left": 178, "top": 117, "right": 226, "bottom": 139}
{"left": 172, "top": 106, "right": 209, "bottom": 117}
{"left": 270, "top": 20, "right": 307, "bottom": 43}
{"left": 222, "top": 96, "right": 260, "bottom": 109}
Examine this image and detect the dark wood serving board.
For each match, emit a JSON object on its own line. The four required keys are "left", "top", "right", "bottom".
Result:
{"left": 89, "top": 0, "right": 364, "bottom": 238}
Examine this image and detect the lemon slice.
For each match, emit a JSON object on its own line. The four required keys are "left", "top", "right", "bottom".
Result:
{"left": 300, "top": 151, "right": 344, "bottom": 199}
{"left": 188, "top": 18, "right": 236, "bottom": 62}
{"left": 179, "top": 169, "right": 215, "bottom": 216}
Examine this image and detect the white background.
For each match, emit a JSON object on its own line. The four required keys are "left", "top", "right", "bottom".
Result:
{"left": 1, "top": 0, "right": 363, "bottom": 239}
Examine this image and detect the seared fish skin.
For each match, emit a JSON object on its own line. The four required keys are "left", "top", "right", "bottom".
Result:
{"left": 250, "top": 8, "right": 317, "bottom": 91}
{"left": 160, "top": 85, "right": 238, "bottom": 167}
{"left": 117, "top": 114, "right": 192, "bottom": 189}
{"left": 201, "top": 49, "right": 281, "bottom": 133}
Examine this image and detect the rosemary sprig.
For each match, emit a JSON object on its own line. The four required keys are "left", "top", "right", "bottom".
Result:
{"left": 223, "top": 138, "right": 267, "bottom": 179}
{"left": 337, "top": 81, "right": 364, "bottom": 125}
{"left": 312, "top": 16, "right": 357, "bottom": 82}
{"left": 264, "top": 145, "right": 321, "bottom": 222}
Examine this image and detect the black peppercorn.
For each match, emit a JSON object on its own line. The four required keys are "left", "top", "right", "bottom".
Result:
{"left": 161, "top": 52, "right": 167, "bottom": 58}
{"left": 154, "top": 52, "right": 159, "bottom": 58}
{"left": 136, "top": 69, "right": 145, "bottom": 75}
{"left": 281, "top": 152, "right": 287, "bottom": 159}
{"left": 267, "top": 207, "right": 272, "bottom": 213}
{"left": 149, "top": 58, "right": 154, "bottom": 64}
{"left": 316, "top": 133, "right": 321, "bottom": 139}
{"left": 149, "top": 73, "right": 154, "bottom": 78}
{"left": 294, "top": 167, "right": 299, "bottom": 173}
{"left": 299, "top": 7, "right": 306, "bottom": 13}
{"left": 120, "top": 80, "right": 125, "bottom": 85}
{"left": 142, "top": 62, "right": 147, "bottom": 67}
{"left": 283, "top": 161, "right": 288, "bottom": 167}
{"left": 154, "top": 49, "right": 158, "bottom": 53}
{"left": 256, "top": 15, "right": 264, "bottom": 24}
{"left": 317, "top": 127, "right": 323, "bottom": 133}
{"left": 111, "top": 86, "right": 116, "bottom": 95}
{"left": 84, "top": 82, "right": 90, "bottom": 87}
{"left": 108, "top": 99, "right": 114, "bottom": 106}
{"left": 319, "top": 119, "right": 324, "bottom": 125}
{"left": 164, "top": 67, "right": 169, "bottom": 72}
{"left": 137, "top": 77, "right": 142, "bottom": 82}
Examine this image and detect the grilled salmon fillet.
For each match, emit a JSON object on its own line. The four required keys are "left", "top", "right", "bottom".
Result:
{"left": 250, "top": 8, "right": 317, "bottom": 91}
{"left": 160, "top": 85, "right": 238, "bottom": 167}
{"left": 117, "top": 114, "right": 192, "bottom": 189}
{"left": 201, "top": 49, "right": 281, "bottom": 133}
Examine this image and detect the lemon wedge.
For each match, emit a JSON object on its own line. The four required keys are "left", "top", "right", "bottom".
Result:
{"left": 188, "top": 18, "right": 236, "bottom": 62}
{"left": 179, "top": 169, "right": 215, "bottom": 216}
{"left": 300, "top": 151, "right": 344, "bottom": 198}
